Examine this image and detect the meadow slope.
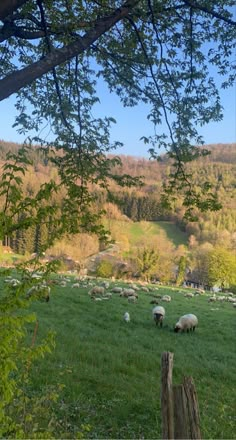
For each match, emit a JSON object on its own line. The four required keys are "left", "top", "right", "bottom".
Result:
{"left": 27, "top": 279, "right": 236, "bottom": 439}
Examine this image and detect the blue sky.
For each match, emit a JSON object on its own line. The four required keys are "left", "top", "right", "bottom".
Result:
{"left": 0, "top": 75, "right": 235, "bottom": 157}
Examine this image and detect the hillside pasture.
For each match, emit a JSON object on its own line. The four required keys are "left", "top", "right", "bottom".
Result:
{"left": 105, "top": 219, "right": 188, "bottom": 250}
{"left": 24, "top": 278, "right": 236, "bottom": 439}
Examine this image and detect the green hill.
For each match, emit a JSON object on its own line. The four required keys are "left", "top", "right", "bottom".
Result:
{"left": 106, "top": 220, "right": 188, "bottom": 250}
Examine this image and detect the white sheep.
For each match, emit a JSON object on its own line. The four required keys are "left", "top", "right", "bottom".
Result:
{"left": 128, "top": 295, "right": 137, "bottom": 303}
{"left": 123, "top": 312, "right": 130, "bottom": 322}
{"left": 89, "top": 286, "right": 105, "bottom": 296}
{"left": 184, "top": 292, "right": 194, "bottom": 298}
{"left": 112, "top": 287, "right": 123, "bottom": 293}
{"left": 208, "top": 295, "right": 217, "bottom": 302}
{"left": 161, "top": 295, "right": 171, "bottom": 302}
{"left": 152, "top": 306, "right": 165, "bottom": 328}
{"left": 174, "top": 314, "right": 198, "bottom": 333}
{"left": 122, "top": 288, "right": 136, "bottom": 297}
{"left": 27, "top": 283, "right": 50, "bottom": 302}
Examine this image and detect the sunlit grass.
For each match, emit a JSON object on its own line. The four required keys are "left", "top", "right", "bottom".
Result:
{"left": 27, "top": 280, "right": 236, "bottom": 439}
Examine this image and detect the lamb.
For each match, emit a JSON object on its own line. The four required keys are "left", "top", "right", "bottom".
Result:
{"left": 174, "top": 314, "right": 198, "bottom": 333}
{"left": 152, "top": 306, "right": 165, "bottom": 328}
{"left": 123, "top": 312, "right": 130, "bottom": 322}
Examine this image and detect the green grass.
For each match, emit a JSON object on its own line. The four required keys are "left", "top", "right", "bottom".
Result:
{"left": 0, "top": 251, "right": 25, "bottom": 263}
{"left": 127, "top": 220, "right": 188, "bottom": 247}
{"left": 23, "top": 280, "right": 236, "bottom": 439}
{"left": 155, "top": 221, "right": 188, "bottom": 246}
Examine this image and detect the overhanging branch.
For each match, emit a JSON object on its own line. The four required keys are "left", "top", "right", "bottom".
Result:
{"left": 0, "top": 0, "right": 29, "bottom": 21}
{"left": 0, "top": 0, "right": 140, "bottom": 101}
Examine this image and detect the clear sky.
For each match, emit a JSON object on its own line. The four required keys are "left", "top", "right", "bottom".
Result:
{"left": 0, "top": 74, "right": 235, "bottom": 158}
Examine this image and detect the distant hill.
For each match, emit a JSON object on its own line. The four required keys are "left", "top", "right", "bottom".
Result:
{"left": 0, "top": 140, "right": 235, "bottom": 254}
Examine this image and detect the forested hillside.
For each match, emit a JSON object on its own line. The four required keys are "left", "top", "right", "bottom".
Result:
{"left": 0, "top": 140, "right": 235, "bottom": 255}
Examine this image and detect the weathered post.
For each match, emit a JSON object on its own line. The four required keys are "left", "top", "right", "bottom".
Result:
{"left": 161, "top": 351, "right": 174, "bottom": 439}
{"left": 173, "top": 384, "right": 189, "bottom": 439}
{"left": 161, "top": 353, "right": 202, "bottom": 440}
{"left": 183, "top": 376, "right": 202, "bottom": 439}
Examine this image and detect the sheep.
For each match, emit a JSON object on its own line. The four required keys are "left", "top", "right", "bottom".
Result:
{"left": 152, "top": 306, "right": 165, "bottom": 328}
{"left": 128, "top": 295, "right": 137, "bottom": 303}
{"left": 123, "top": 312, "right": 130, "bottom": 322}
{"left": 89, "top": 286, "right": 105, "bottom": 296}
{"left": 101, "top": 281, "right": 110, "bottom": 289}
{"left": 184, "top": 292, "right": 194, "bottom": 298}
{"left": 112, "top": 287, "right": 123, "bottom": 294}
{"left": 208, "top": 295, "right": 217, "bottom": 303}
{"left": 150, "top": 299, "right": 159, "bottom": 305}
{"left": 72, "top": 283, "right": 80, "bottom": 288}
{"left": 228, "top": 297, "right": 236, "bottom": 303}
{"left": 161, "top": 295, "right": 171, "bottom": 302}
{"left": 174, "top": 314, "right": 198, "bottom": 333}
{"left": 123, "top": 288, "right": 136, "bottom": 297}
{"left": 26, "top": 283, "right": 50, "bottom": 302}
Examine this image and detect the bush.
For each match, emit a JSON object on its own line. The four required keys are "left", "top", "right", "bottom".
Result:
{"left": 96, "top": 260, "right": 113, "bottom": 278}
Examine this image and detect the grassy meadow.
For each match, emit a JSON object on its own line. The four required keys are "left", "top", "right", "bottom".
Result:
{"left": 24, "top": 278, "right": 236, "bottom": 439}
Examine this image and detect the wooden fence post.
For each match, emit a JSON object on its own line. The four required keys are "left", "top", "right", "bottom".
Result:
{"left": 183, "top": 376, "right": 202, "bottom": 439}
{"left": 161, "top": 351, "right": 174, "bottom": 439}
{"left": 161, "top": 353, "right": 201, "bottom": 440}
{"left": 173, "top": 384, "right": 189, "bottom": 439}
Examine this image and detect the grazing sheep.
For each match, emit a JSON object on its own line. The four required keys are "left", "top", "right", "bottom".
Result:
{"left": 123, "top": 288, "right": 136, "bottom": 297}
{"left": 103, "top": 292, "right": 112, "bottom": 299}
{"left": 89, "top": 286, "right": 105, "bottom": 296}
{"left": 59, "top": 281, "right": 67, "bottom": 287}
{"left": 161, "top": 295, "right": 171, "bottom": 302}
{"left": 152, "top": 306, "right": 165, "bottom": 328}
{"left": 27, "top": 283, "right": 50, "bottom": 302}
{"left": 128, "top": 295, "right": 137, "bottom": 303}
{"left": 150, "top": 299, "right": 159, "bottom": 305}
{"left": 124, "top": 312, "right": 130, "bottom": 322}
{"left": 72, "top": 283, "right": 80, "bottom": 288}
{"left": 208, "top": 295, "right": 217, "bottom": 303}
{"left": 112, "top": 287, "right": 123, "bottom": 294}
{"left": 184, "top": 292, "right": 194, "bottom": 298}
{"left": 228, "top": 297, "right": 236, "bottom": 303}
{"left": 174, "top": 314, "right": 198, "bottom": 333}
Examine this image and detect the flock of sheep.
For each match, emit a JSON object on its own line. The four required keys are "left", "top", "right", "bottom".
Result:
{"left": 4, "top": 274, "right": 236, "bottom": 333}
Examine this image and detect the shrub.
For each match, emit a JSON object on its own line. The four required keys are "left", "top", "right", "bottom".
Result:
{"left": 96, "top": 259, "right": 113, "bottom": 278}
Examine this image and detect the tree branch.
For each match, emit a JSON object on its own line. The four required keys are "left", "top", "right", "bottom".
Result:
{"left": 0, "top": 0, "right": 29, "bottom": 21}
{"left": 183, "top": 0, "right": 236, "bottom": 26}
{"left": 0, "top": 0, "right": 140, "bottom": 101}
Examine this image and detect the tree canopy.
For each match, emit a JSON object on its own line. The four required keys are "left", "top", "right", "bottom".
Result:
{"left": 0, "top": 0, "right": 236, "bottom": 223}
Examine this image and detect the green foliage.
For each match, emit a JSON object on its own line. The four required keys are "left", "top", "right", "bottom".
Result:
{"left": 1, "top": 1, "right": 235, "bottom": 214}
{"left": 0, "top": 267, "right": 59, "bottom": 437}
{"left": 96, "top": 259, "right": 114, "bottom": 278}
{"left": 207, "top": 247, "right": 236, "bottom": 288}
{"left": 176, "top": 256, "right": 187, "bottom": 286}
{"left": 135, "top": 248, "right": 159, "bottom": 281}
